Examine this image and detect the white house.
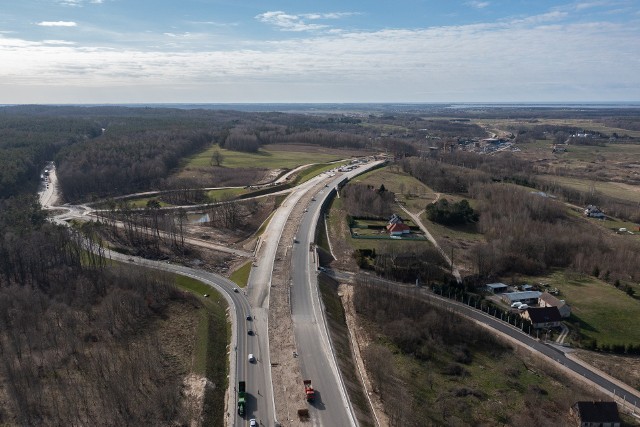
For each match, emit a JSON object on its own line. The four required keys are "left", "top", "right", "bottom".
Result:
{"left": 539, "top": 292, "right": 571, "bottom": 318}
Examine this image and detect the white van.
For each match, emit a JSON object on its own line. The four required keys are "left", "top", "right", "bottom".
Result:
{"left": 511, "top": 302, "right": 522, "bottom": 308}
{"left": 518, "top": 304, "right": 529, "bottom": 310}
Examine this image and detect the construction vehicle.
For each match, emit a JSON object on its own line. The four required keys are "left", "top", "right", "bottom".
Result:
{"left": 303, "top": 379, "right": 315, "bottom": 402}
{"left": 237, "top": 381, "right": 246, "bottom": 416}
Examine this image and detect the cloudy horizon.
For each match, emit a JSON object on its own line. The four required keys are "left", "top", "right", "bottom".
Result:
{"left": 1, "top": 0, "right": 639, "bottom": 104}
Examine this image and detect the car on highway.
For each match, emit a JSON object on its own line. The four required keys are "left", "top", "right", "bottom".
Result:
{"left": 248, "top": 330, "right": 254, "bottom": 336}
{"left": 246, "top": 314, "right": 252, "bottom": 321}
{"left": 248, "top": 354, "right": 256, "bottom": 363}
{"left": 249, "top": 419, "right": 257, "bottom": 427}
{"left": 233, "top": 287, "right": 239, "bottom": 293}
{"left": 293, "top": 237, "right": 299, "bottom": 243}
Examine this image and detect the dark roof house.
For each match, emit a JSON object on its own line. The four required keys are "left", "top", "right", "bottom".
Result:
{"left": 571, "top": 401, "right": 621, "bottom": 427}
{"left": 521, "top": 306, "right": 562, "bottom": 329}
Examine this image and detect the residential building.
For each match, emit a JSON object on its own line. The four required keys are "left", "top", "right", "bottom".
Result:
{"left": 521, "top": 307, "right": 562, "bottom": 329}
{"left": 571, "top": 401, "right": 621, "bottom": 427}
{"left": 539, "top": 292, "right": 571, "bottom": 318}
{"left": 387, "top": 222, "right": 410, "bottom": 236}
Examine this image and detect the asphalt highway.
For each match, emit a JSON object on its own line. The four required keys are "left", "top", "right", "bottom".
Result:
{"left": 289, "top": 161, "right": 385, "bottom": 427}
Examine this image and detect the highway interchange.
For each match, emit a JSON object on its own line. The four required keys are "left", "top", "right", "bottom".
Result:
{"left": 41, "top": 160, "right": 640, "bottom": 426}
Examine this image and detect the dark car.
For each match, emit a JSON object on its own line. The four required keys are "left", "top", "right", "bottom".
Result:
{"left": 248, "top": 330, "right": 254, "bottom": 336}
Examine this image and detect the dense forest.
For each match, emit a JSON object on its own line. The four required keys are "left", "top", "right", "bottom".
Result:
{"left": 0, "top": 113, "right": 103, "bottom": 198}
{"left": 0, "top": 195, "right": 208, "bottom": 425}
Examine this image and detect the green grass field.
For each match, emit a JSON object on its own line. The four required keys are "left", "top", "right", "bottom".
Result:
{"left": 125, "top": 197, "right": 175, "bottom": 208}
{"left": 206, "top": 187, "right": 248, "bottom": 201}
{"left": 230, "top": 261, "right": 252, "bottom": 288}
{"left": 183, "top": 144, "right": 349, "bottom": 170}
{"left": 352, "top": 165, "right": 438, "bottom": 212}
{"left": 523, "top": 271, "right": 640, "bottom": 346}
{"left": 173, "top": 275, "right": 229, "bottom": 372}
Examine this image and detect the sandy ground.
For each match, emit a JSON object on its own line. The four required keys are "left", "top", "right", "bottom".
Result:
{"left": 182, "top": 373, "right": 209, "bottom": 427}
{"left": 40, "top": 166, "right": 61, "bottom": 208}
{"left": 267, "top": 198, "right": 308, "bottom": 426}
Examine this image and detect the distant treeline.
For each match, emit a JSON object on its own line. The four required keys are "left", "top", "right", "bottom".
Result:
{"left": 3, "top": 105, "right": 639, "bottom": 202}
{"left": 57, "top": 130, "right": 213, "bottom": 201}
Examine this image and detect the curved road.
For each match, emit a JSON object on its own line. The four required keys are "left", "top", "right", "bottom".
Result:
{"left": 245, "top": 168, "right": 350, "bottom": 427}
{"left": 358, "top": 274, "right": 640, "bottom": 414}
{"left": 290, "top": 162, "right": 385, "bottom": 427}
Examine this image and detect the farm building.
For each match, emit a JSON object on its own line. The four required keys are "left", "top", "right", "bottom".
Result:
{"left": 501, "top": 291, "right": 541, "bottom": 306}
{"left": 485, "top": 283, "right": 508, "bottom": 294}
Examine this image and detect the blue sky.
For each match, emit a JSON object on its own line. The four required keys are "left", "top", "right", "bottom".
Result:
{"left": 1, "top": 0, "right": 639, "bottom": 103}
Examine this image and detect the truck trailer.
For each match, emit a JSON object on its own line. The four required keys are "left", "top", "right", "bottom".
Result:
{"left": 237, "top": 381, "right": 246, "bottom": 415}
{"left": 303, "top": 379, "right": 315, "bottom": 402}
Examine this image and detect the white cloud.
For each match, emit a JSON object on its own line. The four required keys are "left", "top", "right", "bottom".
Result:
{"left": 42, "top": 40, "right": 77, "bottom": 45}
{"left": 301, "top": 12, "right": 359, "bottom": 20}
{"left": 466, "top": 1, "right": 490, "bottom": 9}
{"left": 509, "top": 11, "right": 568, "bottom": 25}
{"left": 2, "top": 10, "right": 639, "bottom": 103}
{"left": 255, "top": 11, "right": 357, "bottom": 32}
{"left": 255, "top": 11, "right": 328, "bottom": 32}
{"left": 37, "top": 21, "right": 78, "bottom": 27}
{"left": 575, "top": 1, "right": 615, "bottom": 11}
{"left": 58, "top": 0, "right": 104, "bottom": 6}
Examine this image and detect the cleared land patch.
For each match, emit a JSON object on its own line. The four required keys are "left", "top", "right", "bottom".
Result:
{"left": 537, "top": 174, "right": 640, "bottom": 204}
{"left": 182, "top": 143, "right": 356, "bottom": 170}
